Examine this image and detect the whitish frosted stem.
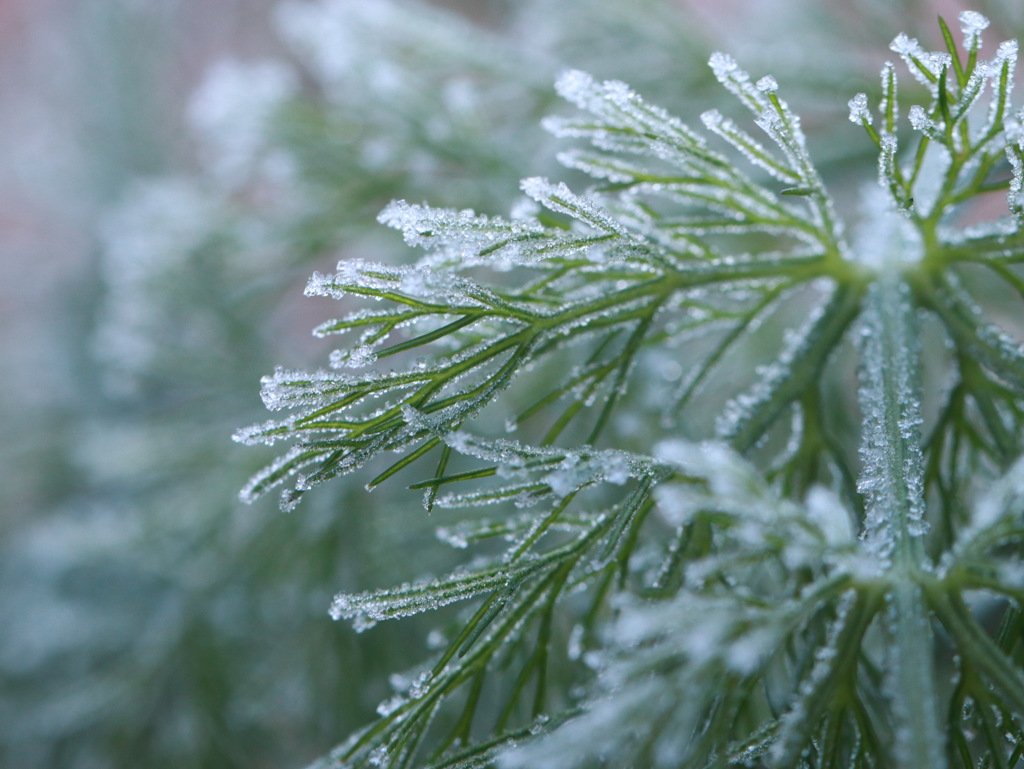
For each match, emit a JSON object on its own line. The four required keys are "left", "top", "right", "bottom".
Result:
{"left": 858, "top": 277, "right": 928, "bottom": 567}
{"left": 859, "top": 276, "right": 944, "bottom": 769}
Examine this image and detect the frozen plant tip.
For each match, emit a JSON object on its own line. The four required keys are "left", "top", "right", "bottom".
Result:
{"left": 239, "top": 12, "right": 1024, "bottom": 769}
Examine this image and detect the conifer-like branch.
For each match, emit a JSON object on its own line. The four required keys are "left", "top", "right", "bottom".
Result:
{"left": 238, "top": 11, "right": 1024, "bottom": 768}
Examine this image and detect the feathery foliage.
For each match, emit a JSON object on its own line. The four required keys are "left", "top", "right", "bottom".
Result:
{"left": 238, "top": 12, "right": 1024, "bottom": 768}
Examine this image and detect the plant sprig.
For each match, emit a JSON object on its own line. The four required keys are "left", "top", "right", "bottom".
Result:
{"left": 239, "top": 12, "right": 1024, "bottom": 768}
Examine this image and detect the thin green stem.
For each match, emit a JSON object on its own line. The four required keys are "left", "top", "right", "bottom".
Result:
{"left": 859, "top": 275, "right": 944, "bottom": 767}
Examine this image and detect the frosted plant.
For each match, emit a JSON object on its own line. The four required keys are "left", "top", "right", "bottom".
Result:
{"left": 27, "top": 3, "right": 1024, "bottom": 769}
{"left": 237, "top": 13, "right": 1024, "bottom": 768}
{"left": 18, "top": 3, "right": 788, "bottom": 768}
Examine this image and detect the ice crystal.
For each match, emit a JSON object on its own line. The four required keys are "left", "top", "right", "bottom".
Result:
{"left": 847, "top": 93, "right": 871, "bottom": 125}
{"left": 959, "top": 10, "right": 989, "bottom": 51}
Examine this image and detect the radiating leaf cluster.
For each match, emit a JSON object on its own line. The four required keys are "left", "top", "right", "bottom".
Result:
{"left": 238, "top": 11, "right": 1024, "bottom": 769}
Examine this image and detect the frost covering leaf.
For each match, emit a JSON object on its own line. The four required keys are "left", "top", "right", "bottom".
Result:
{"left": 239, "top": 13, "right": 1024, "bottom": 769}
{"left": 503, "top": 445, "right": 864, "bottom": 769}
{"left": 236, "top": 55, "right": 858, "bottom": 512}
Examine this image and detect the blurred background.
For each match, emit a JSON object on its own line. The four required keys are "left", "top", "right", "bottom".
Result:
{"left": 1, "top": 1, "right": 1019, "bottom": 767}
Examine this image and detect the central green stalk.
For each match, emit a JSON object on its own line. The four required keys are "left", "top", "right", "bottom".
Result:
{"left": 859, "top": 273, "right": 943, "bottom": 768}
{"left": 858, "top": 275, "right": 930, "bottom": 568}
